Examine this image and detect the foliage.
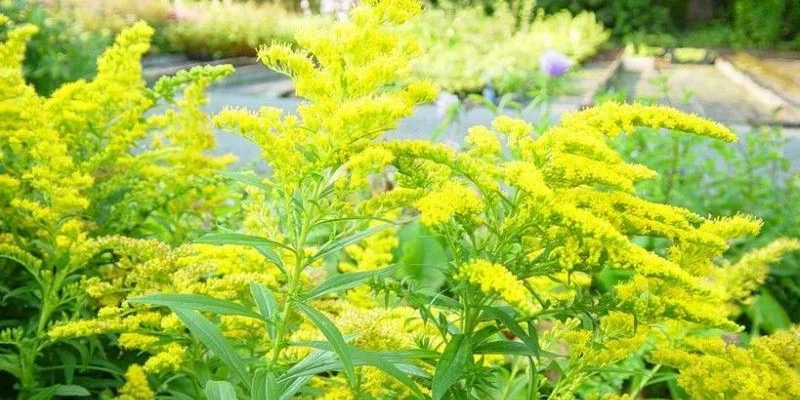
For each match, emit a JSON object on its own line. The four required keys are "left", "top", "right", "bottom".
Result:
{"left": 163, "top": 2, "right": 318, "bottom": 60}
{"left": 52, "top": 0, "right": 174, "bottom": 52}
{"left": 0, "top": 0, "right": 112, "bottom": 95}
{"left": 2, "top": 0, "right": 800, "bottom": 399}
{"left": 733, "top": 0, "right": 786, "bottom": 45}
{"left": 536, "top": 0, "right": 673, "bottom": 37}
{"left": 407, "top": 6, "right": 608, "bottom": 94}
{"left": 539, "top": 0, "right": 800, "bottom": 50}
{"left": 0, "top": 16, "right": 238, "bottom": 397}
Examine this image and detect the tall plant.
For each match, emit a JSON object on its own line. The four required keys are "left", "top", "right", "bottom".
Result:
{"left": 0, "top": 15, "right": 236, "bottom": 397}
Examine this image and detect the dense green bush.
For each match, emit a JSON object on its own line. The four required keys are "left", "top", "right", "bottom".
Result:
{"left": 733, "top": 0, "right": 785, "bottom": 45}
{"left": 537, "top": 0, "right": 673, "bottom": 36}
{"left": 163, "top": 2, "right": 317, "bottom": 60}
{"left": 0, "top": 0, "right": 111, "bottom": 95}
{"left": 537, "top": 0, "right": 800, "bottom": 49}
{"left": 407, "top": 6, "right": 608, "bottom": 94}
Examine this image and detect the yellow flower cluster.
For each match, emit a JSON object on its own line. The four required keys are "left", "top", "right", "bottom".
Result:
{"left": 414, "top": 181, "right": 484, "bottom": 227}
{"left": 2, "top": 18, "right": 235, "bottom": 244}
{"left": 214, "top": 0, "right": 436, "bottom": 188}
{"left": 456, "top": 259, "right": 538, "bottom": 314}
{"left": 715, "top": 238, "right": 800, "bottom": 310}
{"left": 0, "top": 21, "right": 240, "bottom": 385}
{"left": 561, "top": 311, "right": 647, "bottom": 367}
{"left": 48, "top": 239, "right": 283, "bottom": 375}
{"left": 143, "top": 343, "right": 187, "bottom": 374}
{"left": 115, "top": 364, "right": 154, "bottom": 400}
{"left": 651, "top": 327, "right": 800, "bottom": 399}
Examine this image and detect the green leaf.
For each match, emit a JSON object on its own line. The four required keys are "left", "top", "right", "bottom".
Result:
{"left": 219, "top": 171, "right": 271, "bottom": 191}
{"left": 432, "top": 334, "right": 472, "bottom": 400}
{"left": 304, "top": 264, "right": 400, "bottom": 300}
{"left": 252, "top": 369, "right": 281, "bottom": 400}
{"left": 130, "top": 293, "right": 262, "bottom": 320}
{"left": 395, "top": 222, "right": 448, "bottom": 290}
{"left": 311, "top": 224, "right": 392, "bottom": 263}
{"left": 348, "top": 347, "right": 426, "bottom": 398}
{"left": 204, "top": 380, "right": 237, "bottom": 400}
{"left": 53, "top": 385, "right": 90, "bottom": 397}
{"left": 749, "top": 289, "right": 791, "bottom": 333}
{"left": 473, "top": 341, "right": 538, "bottom": 356}
{"left": 168, "top": 390, "right": 197, "bottom": 400}
{"left": 173, "top": 308, "right": 251, "bottom": 388}
{"left": 295, "top": 302, "right": 357, "bottom": 386}
{"left": 282, "top": 343, "right": 429, "bottom": 397}
{"left": 196, "top": 232, "right": 294, "bottom": 253}
{"left": 28, "top": 386, "right": 58, "bottom": 400}
{"left": 250, "top": 283, "right": 279, "bottom": 340}
{"left": 0, "top": 353, "right": 20, "bottom": 378}
{"left": 54, "top": 348, "right": 76, "bottom": 383}
{"left": 481, "top": 306, "right": 540, "bottom": 356}
{"left": 280, "top": 350, "right": 340, "bottom": 383}
{"left": 279, "top": 376, "right": 312, "bottom": 400}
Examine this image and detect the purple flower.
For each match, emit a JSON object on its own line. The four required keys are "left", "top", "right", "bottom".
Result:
{"left": 435, "top": 92, "right": 459, "bottom": 120}
{"left": 539, "top": 50, "right": 571, "bottom": 77}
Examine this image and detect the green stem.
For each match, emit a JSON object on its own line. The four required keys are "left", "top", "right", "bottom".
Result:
{"left": 268, "top": 175, "right": 323, "bottom": 369}
{"left": 527, "top": 356, "right": 539, "bottom": 400}
{"left": 630, "top": 363, "right": 661, "bottom": 396}
{"left": 662, "top": 134, "right": 681, "bottom": 205}
{"left": 500, "top": 356, "right": 522, "bottom": 400}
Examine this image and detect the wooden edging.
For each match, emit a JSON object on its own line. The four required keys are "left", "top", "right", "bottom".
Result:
{"left": 715, "top": 56, "right": 788, "bottom": 112}
{"left": 579, "top": 50, "right": 625, "bottom": 109}
{"left": 716, "top": 56, "right": 800, "bottom": 127}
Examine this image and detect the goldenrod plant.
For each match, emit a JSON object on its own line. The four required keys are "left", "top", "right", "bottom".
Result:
{"left": 0, "top": 15, "right": 237, "bottom": 397}
{"left": 1, "top": 0, "right": 799, "bottom": 399}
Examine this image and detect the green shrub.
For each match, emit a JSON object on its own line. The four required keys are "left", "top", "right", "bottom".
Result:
{"left": 734, "top": 0, "right": 786, "bottom": 45}
{"left": 537, "top": 0, "right": 673, "bottom": 36}
{"left": 408, "top": 6, "right": 608, "bottom": 94}
{"left": 0, "top": 0, "right": 112, "bottom": 95}
{"left": 163, "top": 2, "right": 317, "bottom": 60}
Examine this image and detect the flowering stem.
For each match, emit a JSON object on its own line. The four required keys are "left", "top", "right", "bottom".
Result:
{"left": 268, "top": 175, "right": 323, "bottom": 369}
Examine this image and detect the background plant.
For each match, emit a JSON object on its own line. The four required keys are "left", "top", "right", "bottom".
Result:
{"left": 406, "top": 6, "right": 608, "bottom": 95}
{"left": 163, "top": 1, "right": 320, "bottom": 60}
{"left": 0, "top": 0, "right": 112, "bottom": 95}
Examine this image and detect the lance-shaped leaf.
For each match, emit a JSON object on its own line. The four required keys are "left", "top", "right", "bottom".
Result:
{"left": 205, "top": 380, "right": 237, "bottom": 400}
{"left": 250, "top": 283, "right": 279, "bottom": 340}
{"left": 130, "top": 293, "right": 262, "bottom": 320}
{"left": 174, "top": 308, "right": 251, "bottom": 388}
{"left": 252, "top": 369, "right": 281, "bottom": 400}
{"left": 432, "top": 334, "right": 472, "bottom": 400}
{"left": 295, "top": 302, "right": 356, "bottom": 386}
{"left": 304, "top": 264, "right": 400, "bottom": 300}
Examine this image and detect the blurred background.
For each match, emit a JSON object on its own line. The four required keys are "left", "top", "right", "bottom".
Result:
{"left": 1, "top": 0, "right": 798, "bottom": 94}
